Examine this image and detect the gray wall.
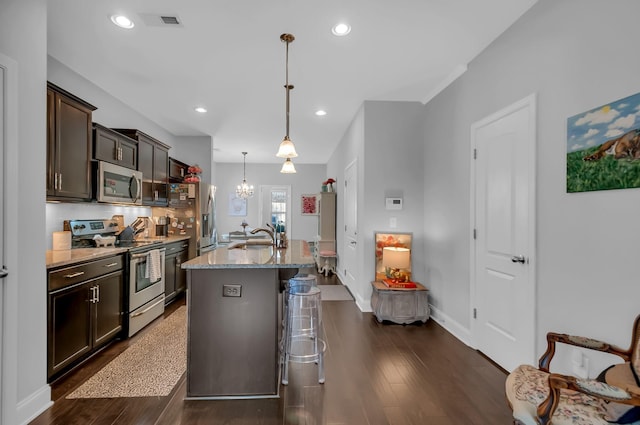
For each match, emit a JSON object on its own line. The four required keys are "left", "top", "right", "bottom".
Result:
{"left": 328, "top": 101, "right": 425, "bottom": 309}
{"left": 48, "top": 56, "right": 177, "bottom": 145}
{"left": 422, "top": 0, "right": 640, "bottom": 375}
{"left": 172, "top": 135, "right": 214, "bottom": 186}
{"left": 214, "top": 163, "right": 327, "bottom": 242}
{"left": 0, "top": 0, "right": 51, "bottom": 423}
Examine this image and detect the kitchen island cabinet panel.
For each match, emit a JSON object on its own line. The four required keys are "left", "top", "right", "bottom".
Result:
{"left": 46, "top": 82, "right": 96, "bottom": 201}
{"left": 187, "top": 268, "right": 279, "bottom": 398}
{"left": 182, "top": 240, "right": 315, "bottom": 399}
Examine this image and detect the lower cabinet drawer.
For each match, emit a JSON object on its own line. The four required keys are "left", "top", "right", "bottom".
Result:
{"left": 49, "top": 256, "right": 123, "bottom": 291}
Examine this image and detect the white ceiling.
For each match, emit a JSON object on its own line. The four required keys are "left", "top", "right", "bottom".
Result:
{"left": 48, "top": 0, "right": 537, "bottom": 164}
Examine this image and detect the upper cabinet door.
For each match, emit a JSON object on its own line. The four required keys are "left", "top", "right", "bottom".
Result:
{"left": 112, "top": 128, "right": 171, "bottom": 206}
{"left": 93, "top": 124, "right": 138, "bottom": 170}
{"left": 46, "top": 82, "right": 96, "bottom": 201}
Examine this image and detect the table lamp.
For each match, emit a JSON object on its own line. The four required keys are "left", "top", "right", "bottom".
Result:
{"left": 382, "top": 247, "right": 411, "bottom": 283}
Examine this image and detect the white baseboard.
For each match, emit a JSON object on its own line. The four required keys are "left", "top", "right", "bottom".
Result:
{"left": 429, "top": 305, "right": 475, "bottom": 348}
{"left": 16, "top": 384, "right": 52, "bottom": 425}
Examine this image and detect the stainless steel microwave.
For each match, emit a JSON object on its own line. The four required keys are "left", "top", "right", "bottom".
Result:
{"left": 96, "top": 161, "right": 143, "bottom": 205}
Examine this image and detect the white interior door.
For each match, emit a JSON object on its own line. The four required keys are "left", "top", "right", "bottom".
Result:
{"left": 0, "top": 61, "right": 5, "bottom": 425}
{"left": 0, "top": 50, "right": 18, "bottom": 425}
{"left": 471, "top": 94, "right": 536, "bottom": 372}
{"left": 343, "top": 160, "right": 358, "bottom": 290}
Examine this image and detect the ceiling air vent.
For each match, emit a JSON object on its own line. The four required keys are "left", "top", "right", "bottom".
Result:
{"left": 160, "top": 16, "right": 180, "bottom": 25}
{"left": 138, "top": 13, "right": 184, "bottom": 28}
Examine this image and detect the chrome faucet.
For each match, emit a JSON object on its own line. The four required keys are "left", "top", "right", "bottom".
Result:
{"left": 250, "top": 225, "right": 276, "bottom": 246}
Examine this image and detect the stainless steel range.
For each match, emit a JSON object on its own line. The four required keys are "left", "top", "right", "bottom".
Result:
{"left": 64, "top": 219, "right": 166, "bottom": 337}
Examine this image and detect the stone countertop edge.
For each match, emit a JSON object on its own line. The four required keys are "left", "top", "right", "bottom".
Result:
{"left": 46, "top": 235, "right": 192, "bottom": 269}
{"left": 182, "top": 239, "right": 315, "bottom": 270}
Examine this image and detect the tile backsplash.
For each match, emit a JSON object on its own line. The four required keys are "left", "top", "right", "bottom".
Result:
{"left": 46, "top": 202, "right": 153, "bottom": 250}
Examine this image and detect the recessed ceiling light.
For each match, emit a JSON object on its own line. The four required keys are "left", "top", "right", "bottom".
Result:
{"left": 331, "top": 23, "right": 351, "bottom": 36}
{"left": 195, "top": 107, "right": 207, "bottom": 113}
{"left": 110, "top": 14, "right": 134, "bottom": 29}
{"left": 315, "top": 110, "right": 327, "bottom": 116}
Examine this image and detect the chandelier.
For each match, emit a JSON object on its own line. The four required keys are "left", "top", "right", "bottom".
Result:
{"left": 276, "top": 33, "right": 298, "bottom": 173}
{"left": 236, "top": 152, "right": 254, "bottom": 198}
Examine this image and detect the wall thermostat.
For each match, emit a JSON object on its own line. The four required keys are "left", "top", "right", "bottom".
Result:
{"left": 385, "top": 197, "right": 403, "bottom": 210}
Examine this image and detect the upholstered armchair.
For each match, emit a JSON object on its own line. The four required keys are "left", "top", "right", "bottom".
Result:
{"left": 506, "top": 315, "right": 640, "bottom": 425}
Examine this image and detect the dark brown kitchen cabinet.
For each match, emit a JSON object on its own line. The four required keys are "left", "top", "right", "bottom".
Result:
{"left": 113, "top": 129, "right": 170, "bottom": 206}
{"left": 46, "top": 82, "right": 97, "bottom": 201}
{"left": 47, "top": 255, "right": 123, "bottom": 382}
{"left": 93, "top": 123, "right": 137, "bottom": 170}
{"left": 164, "top": 240, "right": 189, "bottom": 304}
{"left": 169, "top": 157, "right": 190, "bottom": 182}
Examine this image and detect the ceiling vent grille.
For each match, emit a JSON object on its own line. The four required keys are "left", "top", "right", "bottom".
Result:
{"left": 138, "top": 13, "right": 183, "bottom": 27}
{"left": 160, "top": 16, "right": 180, "bottom": 25}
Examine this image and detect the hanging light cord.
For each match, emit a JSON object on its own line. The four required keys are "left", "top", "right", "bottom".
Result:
{"left": 282, "top": 34, "right": 294, "bottom": 139}
{"left": 242, "top": 152, "right": 247, "bottom": 182}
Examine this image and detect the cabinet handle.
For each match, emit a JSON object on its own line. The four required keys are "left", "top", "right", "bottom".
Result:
{"left": 103, "top": 262, "right": 119, "bottom": 268}
{"left": 96, "top": 285, "right": 100, "bottom": 303}
{"left": 182, "top": 244, "right": 189, "bottom": 248}
{"left": 64, "top": 271, "right": 85, "bottom": 279}
{"left": 118, "top": 147, "right": 122, "bottom": 161}
{"left": 59, "top": 173, "right": 62, "bottom": 191}
{"left": 54, "top": 173, "right": 58, "bottom": 190}
{"left": 89, "top": 286, "right": 96, "bottom": 303}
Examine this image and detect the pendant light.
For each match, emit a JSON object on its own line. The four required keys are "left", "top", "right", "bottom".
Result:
{"left": 276, "top": 33, "right": 298, "bottom": 173}
{"left": 236, "top": 152, "right": 254, "bottom": 198}
{"left": 280, "top": 158, "right": 296, "bottom": 174}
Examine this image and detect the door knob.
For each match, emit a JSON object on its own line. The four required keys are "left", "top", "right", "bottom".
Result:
{"left": 511, "top": 255, "right": 526, "bottom": 264}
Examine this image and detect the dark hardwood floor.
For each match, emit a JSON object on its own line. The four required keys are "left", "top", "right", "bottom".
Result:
{"left": 32, "top": 278, "right": 512, "bottom": 424}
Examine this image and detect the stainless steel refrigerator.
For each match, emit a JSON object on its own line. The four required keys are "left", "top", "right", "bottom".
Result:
{"left": 168, "top": 182, "right": 217, "bottom": 258}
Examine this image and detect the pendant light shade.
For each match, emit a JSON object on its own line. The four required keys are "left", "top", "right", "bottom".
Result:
{"left": 280, "top": 158, "right": 296, "bottom": 174}
{"left": 236, "top": 152, "right": 254, "bottom": 198}
{"left": 276, "top": 33, "right": 298, "bottom": 160}
{"left": 276, "top": 136, "right": 298, "bottom": 158}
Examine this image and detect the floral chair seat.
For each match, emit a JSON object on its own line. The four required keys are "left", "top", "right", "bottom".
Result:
{"left": 507, "top": 364, "right": 613, "bottom": 425}
{"left": 506, "top": 315, "right": 640, "bottom": 425}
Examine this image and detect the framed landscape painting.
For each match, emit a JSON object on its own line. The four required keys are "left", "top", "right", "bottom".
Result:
{"left": 567, "top": 91, "right": 640, "bottom": 193}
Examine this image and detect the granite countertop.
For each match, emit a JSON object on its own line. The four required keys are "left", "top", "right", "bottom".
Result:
{"left": 182, "top": 239, "right": 315, "bottom": 269}
{"left": 46, "top": 235, "right": 191, "bottom": 269}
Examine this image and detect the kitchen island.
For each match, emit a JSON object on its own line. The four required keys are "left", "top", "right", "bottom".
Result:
{"left": 181, "top": 239, "right": 315, "bottom": 399}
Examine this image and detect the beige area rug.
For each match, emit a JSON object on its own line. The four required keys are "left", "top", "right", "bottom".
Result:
{"left": 67, "top": 306, "right": 186, "bottom": 399}
{"left": 318, "top": 285, "right": 354, "bottom": 301}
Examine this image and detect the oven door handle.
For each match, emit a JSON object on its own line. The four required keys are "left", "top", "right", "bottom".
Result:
{"left": 130, "top": 297, "right": 165, "bottom": 318}
{"left": 130, "top": 248, "right": 166, "bottom": 260}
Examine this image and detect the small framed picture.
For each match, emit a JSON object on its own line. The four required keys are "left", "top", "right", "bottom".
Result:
{"left": 228, "top": 193, "right": 247, "bottom": 216}
{"left": 301, "top": 194, "right": 318, "bottom": 215}
{"left": 374, "top": 232, "right": 413, "bottom": 281}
